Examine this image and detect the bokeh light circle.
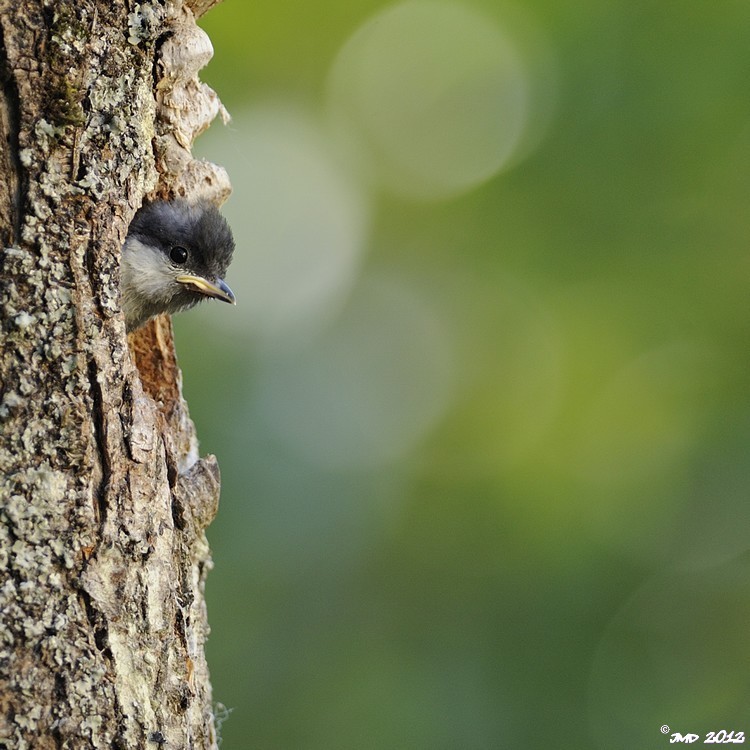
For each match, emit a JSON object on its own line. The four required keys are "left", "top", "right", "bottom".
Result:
{"left": 195, "top": 104, "right": 369, "bottom": 344}
{"left": 253, "top": 273, "right": 454, "bottom": 469}
{"left": 327, "top": 0, "right": 530, "bottom": 200}
{"left": 588, "top": 562, "right": 750, "bottom": 746}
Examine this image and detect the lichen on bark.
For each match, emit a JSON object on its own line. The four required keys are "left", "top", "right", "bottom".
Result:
{"left": 0, "top": 1, "right": 230, "bottom": 747}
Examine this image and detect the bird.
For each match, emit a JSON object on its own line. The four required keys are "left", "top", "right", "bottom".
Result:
{"left": 120, "top": 199, "right": 236, "bottom": 332}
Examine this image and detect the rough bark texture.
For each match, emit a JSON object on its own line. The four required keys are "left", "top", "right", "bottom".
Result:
{"left": 0, "top": 1, "right": 230, "bottom": 747}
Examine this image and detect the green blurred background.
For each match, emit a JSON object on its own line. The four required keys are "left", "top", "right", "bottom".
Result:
{"left": 177, "top": 1, "right": 750, "bottom": 747}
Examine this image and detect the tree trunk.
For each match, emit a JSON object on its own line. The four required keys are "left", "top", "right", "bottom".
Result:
{"left": 0, "top": 1, "right": 231, "bottom": 747}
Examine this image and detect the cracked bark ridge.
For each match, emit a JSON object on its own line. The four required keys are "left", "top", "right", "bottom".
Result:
{"left": 0, "top": 1, "right": 229, "bottom": 748}
{"left": 154, "top": 0, "right": 231, "bottom": 206}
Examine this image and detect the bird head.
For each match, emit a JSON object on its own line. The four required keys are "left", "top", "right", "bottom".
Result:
{"left": 121, "top": 199, "right": 236, "bottom": 331}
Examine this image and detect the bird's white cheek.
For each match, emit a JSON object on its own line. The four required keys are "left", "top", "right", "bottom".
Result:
{"left": 122, "top": 238, "right": 179, "bottom": 303}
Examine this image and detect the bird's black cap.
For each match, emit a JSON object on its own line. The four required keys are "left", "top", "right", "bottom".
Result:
{"left": 127, "top": 198, "right": 235, "bottom": 281}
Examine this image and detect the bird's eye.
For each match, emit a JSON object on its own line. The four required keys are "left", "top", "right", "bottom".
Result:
{"left": 170, "top": 246, "right": 188, "bottom": 265}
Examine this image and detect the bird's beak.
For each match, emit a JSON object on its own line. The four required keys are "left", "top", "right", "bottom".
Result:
{"left": 176, "top": 274, "right": 236, "bottom": 305}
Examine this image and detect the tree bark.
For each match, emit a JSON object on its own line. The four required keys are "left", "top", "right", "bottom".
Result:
{"left": 0, "top": 1, "right": 231, "bottom": 747}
